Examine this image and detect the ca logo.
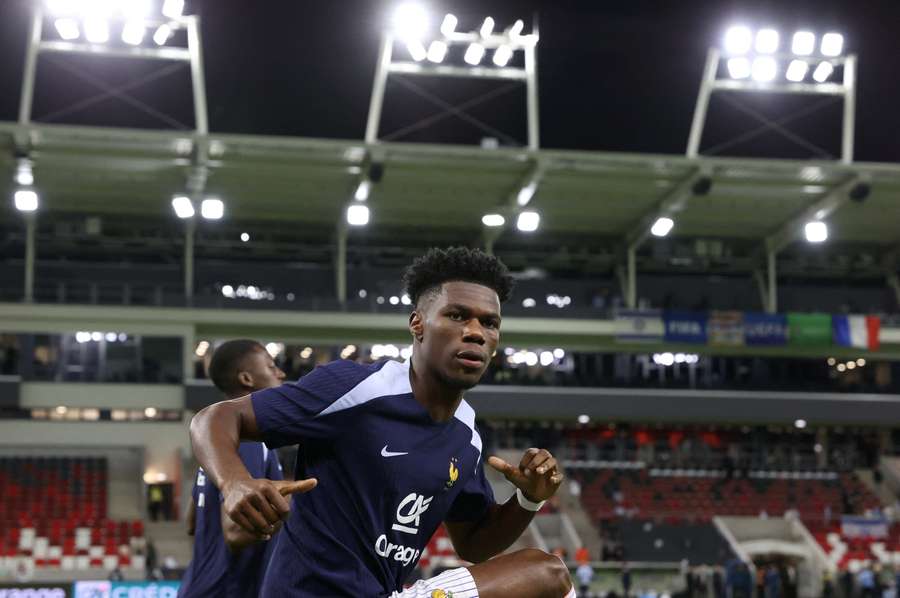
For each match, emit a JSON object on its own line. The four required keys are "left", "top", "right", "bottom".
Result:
{"left": 391, "top": 492, "right": 433, "bottom": 535}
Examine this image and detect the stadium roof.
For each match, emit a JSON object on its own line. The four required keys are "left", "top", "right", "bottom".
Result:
{"left": 2, "top": 121, "right": 899, "bottom": 251}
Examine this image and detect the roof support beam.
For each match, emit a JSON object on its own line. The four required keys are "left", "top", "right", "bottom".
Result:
{"left": 625, "top": 166, "right": 706, "bottom": 250}
{"left": 479, "top": 158, "right": 545, "bottom": 250}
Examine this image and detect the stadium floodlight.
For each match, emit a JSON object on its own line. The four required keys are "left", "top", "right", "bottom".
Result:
{"left": 650, "top": 216, "right": 674, "bottom": 237}
{"left": 391, "top": 3, "right": 428, "bottom": 40}
{"left": 821, "top": 33, "right": 843, "bottom": 57}
{"left": 14, "top": 189, "right": 39, "bottom": 212}
{"left": 755, "top": 29, "right": 779, "bottom": 54}
{"left": 123, "top": 0, "right": 153, "bottom": 19}
{"left": 791, "top": 31, "right": 815, "bottom": 56}
{"left": 439, "top": 13, "right": 457, "bottom": 36}
{"left": 45, "top": 0, "right": 77, "bottom": 14}
{"left": 812, "top": 61, "right": 834, "bottom": 83}
{"left": 786, "top": 60, "right": 808, "bottom": 82}
{"left": 804, "top": 220, "right": 827, "bottom": 243}
{"left": 54, "top": 17, "right": 80, "bottom": 40}
{"left": 83, "top": 17, "right": 109, "bottom": 43}
{"left": 200, "top": 198, "right": 224, "bottom": 220}
{"left": 346, "top": 204, "right": 370, "bottom": 226}
{"left": 751, "top": 56, "right": 777, "bottom": 82}
{"left": 15, "top": 162, "right": 34, "bottom": 186}
{"left": 121, "top": 20, "right": 146, "bottom": 45}
{"left": 171, "top": 195, "right": 194, "bottom": 218}
{"left": 493, "top": 45, "right": 513, "bottom": 67}
{"left": 161, "top": 0, "right": 184, "bottom": 19}
{"left": 480, "top": 17, "right": 495, "bottom": 38}
{"left": 516, "top": 210, "right": 540, "bottom": 232}
{"left": 517, "top": 180, "right": 538, "bottom": 206}
{"left": 426, "top": 40, "right": 447, "bottom": 63}
{"left": 726, "top": 57, "right": 751, "bottom": 79}
{"left": 509, "top": 19, "right": 525, "bottom": 38}
{"left": 794, "top": 419, "right": 807, "bottom": 429}
{"left": 354, "top": 180, "right": 371, "bottom": 201}
{"left": 481, "top": 214, "right": 505, "bottom": 227}
{"left": 240, "top": 232, "right": 250, "bottom": 242}
{"left": 724, "top": 26, "right": 753, "bottom": 54}
{"left": 405, "top": 39, "right": 427, "bottom": 61}
{"left": 152, "top": 23, "right": 172, "bottom": 45}
{"left": 463, "top": 43, "right": 486, "bottom": 65}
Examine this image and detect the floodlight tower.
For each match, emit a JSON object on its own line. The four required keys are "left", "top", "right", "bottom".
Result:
{"left": 365, "top": 5, "right": 540, "bottom": 150}
{"left": 687, "top": 26, "right": 856, "bottom": 164}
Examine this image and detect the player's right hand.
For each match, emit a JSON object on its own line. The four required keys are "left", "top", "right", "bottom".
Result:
{"left": 222, "top": 477, "right": 317, "bottom": 537}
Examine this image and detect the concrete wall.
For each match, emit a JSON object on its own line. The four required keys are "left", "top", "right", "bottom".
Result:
{"left": 20, "top": 382, "right": 183, "bottom": 410}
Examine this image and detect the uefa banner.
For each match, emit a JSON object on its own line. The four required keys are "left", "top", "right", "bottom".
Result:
{"left": 743, "top": 312, "right": 789, "bottom": 346}
{"left": 73, "top": 581, "right": 180, "bottom": 598}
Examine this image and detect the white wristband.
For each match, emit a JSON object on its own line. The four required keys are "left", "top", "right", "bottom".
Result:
{"left": 516, "top": 488, "right": 546, "bottom": 512}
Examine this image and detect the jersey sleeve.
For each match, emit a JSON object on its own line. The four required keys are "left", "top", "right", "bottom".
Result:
{"left": 250, "top": 360, "right": 375, "bottom": 448}
{"left": 444, "top": 457, "right": 496, "bottom": 523}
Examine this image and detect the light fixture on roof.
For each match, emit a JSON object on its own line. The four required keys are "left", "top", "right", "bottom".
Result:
{"left": 812, "top": 61, "right": 834, "bottom": 83}
{"left": 240, "top": 232, "right": 250, "bottom": 242}
{"left": 791, "top": 31, "right": 815, "bottom": 56}
{"left": 509, "top": 19, "right": 525, "bottom": 38}
{"left": 481, "top": 213, "right": 505, "bottom": 227}
{"left": 14, "top": 189, "right": 39, "bottom": 212}
{"left": 354, "top": 180, "right": 371, "bottom": 201}
{"left": 171, "top": 195, "right": 194, "bottom": 219}
{"left": 439, "top": 13, "right": 457, "bottom": 37}
{"left": 406, "top": 39, "right": 427, "bottom": 61}
{"left": 15, "top": 161, "right": 34, "bottom": 186}
{"left": 785, "top": 60, "right": 808, "bottom": 82}
{"left": 346, "top": 204, "right": 370, "bottom": 226}
{"left": 820, "top": 33, "right": 843, "bottom": 57}
{"left": 794, "top": 419, "right": 807, "bottom": 429}
{"left": 391, "top": 3, "right": 428, "bottom": 41}
{"left": 804, "top": 220, "right": 827, "bottom": 243}
{"left": 54, "top": 17, "right": 80, "bottom": 40}
{"left": 650, "top": 216, "right": 674, "bottom": 237}
{"left": 161, "top": 0, "right": 185, "bottom": 20}
{"left": 754, "top": 29, "right": 779, "bottom": 54}
{"left": 152, "top": 23, "right": 172, "bottom": 45}
{"left": 724, "top": 25, "right": 753, "bottom": 55}
{"left": 426, "top": 40, "right": 448, "bottom": 63}
{"left": 83, "top": 17, "right": 109, "bottom": 43}
{"left": 751, "top": 56, "right": 777, "bottom": 82}
{"left": 516, "top": 210, "right": 540, "bottom": 232}
{"left": 121, "top": 20, "right": 146, "bottom": 45}
{"left": 492, "top": 45, "right": 513, "bottom": 67}
{"left": 479, "top": 17, "right": 495, "bottom": 38}
{"left": 517, "top": 180, "right": 538, "bottom": 206}
{"left": 200, "top": 198, "right": 224, "bottom": 220}
{"left": 464, "top": 43, "right": 486, "bottom": 66}
{"left": 727, "top": 57, "right": 751, "bottom": 79}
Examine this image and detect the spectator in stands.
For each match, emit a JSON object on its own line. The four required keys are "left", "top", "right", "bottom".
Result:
{"left": 822, "top": 570, "right": 835, "bottom": 598}
{"left": 859, "top": 565, "right": 877, "bottom": 598}
{"left": 576, "top": 561, "right": 594, "bottom": 597}
{"left": 840, "top": 568, "right": 855, "bottom": 598}
{"left": 179, "top": 339, "right": 289, "bottom": 598}
{"left": 764, "top": 565, "right": 781, "bottom": 598}
{"left": 622, "top": 563, "right": 633, "bottom": 597}
{"left": 148, "top": 484, "right": 164, "bottom": 521}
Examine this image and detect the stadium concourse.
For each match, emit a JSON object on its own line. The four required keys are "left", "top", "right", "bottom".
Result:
{"left": 2, "top": 0, "right": 900, "bottom": 597}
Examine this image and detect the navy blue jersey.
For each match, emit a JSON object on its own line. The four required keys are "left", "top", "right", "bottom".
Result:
{"left": 179, "top": 442, "right": 283, "bottom": 598}
{"left": 251, "top": 359, "right": 494, "bottom": 597}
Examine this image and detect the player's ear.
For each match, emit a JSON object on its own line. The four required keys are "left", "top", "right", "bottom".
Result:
{"left": 409, "top": 310, "right": 424, "bottom": 343}
{"left": 236, "top": 370, "right": 253, "bottom": 389}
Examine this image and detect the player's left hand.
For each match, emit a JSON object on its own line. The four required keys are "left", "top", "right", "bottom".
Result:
{"left": 487, "top": 448, "right": 564, "bottom": 503}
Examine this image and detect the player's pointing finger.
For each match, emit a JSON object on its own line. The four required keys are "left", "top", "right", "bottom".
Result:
{"left": 275, "top": 478, "right": 318, "bottom": 497}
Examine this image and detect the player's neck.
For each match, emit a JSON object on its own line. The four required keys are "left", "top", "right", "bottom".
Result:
{"left": 408, "top": 356, "right": 464, "bottom": 423}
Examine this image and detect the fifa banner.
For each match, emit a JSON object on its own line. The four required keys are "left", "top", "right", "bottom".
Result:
{"left": 615, "top": 309, "right": 664, "bottom": 343}
{"left": 663, "top": 311, "right": 708, "bottom": 344}
{"left": 73, "top": 581, "right": 179, "bottom": 598}
{"left": 0, "top": 584, "right": 71, "bottom": 597}
{"left": 841, "top": 515, "right": 889, "bottom": 539}
{"left": 787, "top": 313, "right": 833, "bottom": 346}
{"left": 708, "top": 311, "right": 745, "bottom": 346}
{"left": 743, "top": 312, "right": 789, "bottom": 346}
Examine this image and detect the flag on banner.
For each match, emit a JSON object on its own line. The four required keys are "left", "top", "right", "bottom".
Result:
{"left": 841, "top": 516, "right": 889, "bottom": 539}
{"left": 833, "top": 315, "right": 880, "bottom": 351}
{"left": 787, "top": 313, "right": 832, "bottom": 346}
{"left": 708, "top": 311, "right": 745, "bottom": 346}
{"left": 615, "top": 309, "right": 664, "bottom": 343}
{"left": 743, "top": 312, "right": 789, "bottom": 346}
{"left": 663, "top": 311, "right": 708, "bottom": 344}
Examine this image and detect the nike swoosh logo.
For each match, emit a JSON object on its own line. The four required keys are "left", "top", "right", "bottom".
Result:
{"left": 381, "top": 445, "right": 409, "bottom": 458}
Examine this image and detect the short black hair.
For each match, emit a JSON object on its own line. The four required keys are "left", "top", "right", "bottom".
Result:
{"left": 402, "top": 246, "right": 514, "bottom": 307}
{"left": 208, "top": 339, "right": 265, "bottom": 397}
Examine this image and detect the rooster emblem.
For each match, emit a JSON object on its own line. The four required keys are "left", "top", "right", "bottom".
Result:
{"left": 445, "top": 458, "right": 459, "bottom": 489}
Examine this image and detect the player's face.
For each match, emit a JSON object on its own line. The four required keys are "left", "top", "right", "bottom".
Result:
{"left": 417, "top": 281, "right": 501, "bottom": 390}
{"left": 241, "top": 348, "right": 286, "bottom": 391}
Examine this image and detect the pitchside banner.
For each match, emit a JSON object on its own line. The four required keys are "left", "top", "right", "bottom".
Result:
{"left": 743, "top": 313, "right": 789, "bottom": 346}
{"left": 708, "top": 311, "right": 745, "bottom": 346}
{"left": 0, "top": 584, "right": 70, "bottom": 597}
{"left": 663, "top": 311, "right": 708, "bottom": 344}
{"left": 787, "top": 313, "right": 833, "bottom": 346}
{"left": 615, "top": 309, "right": 664, "bottom": 343}
{"left": 841, "top": 516, "right": 889, "bottom": 539}
{"left": 73, "top": 581, "right": 179, "bottom": 598}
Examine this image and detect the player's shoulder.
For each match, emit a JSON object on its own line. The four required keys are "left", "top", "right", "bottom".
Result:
{"left": 309, "top": 358, "right": 412, "bottom": 417}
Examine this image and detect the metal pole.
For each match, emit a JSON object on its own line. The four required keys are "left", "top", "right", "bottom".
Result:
{"left": 184, "top": 220, "right": 195, "bottom": 302}
{"left": 524, "top": 43, "right": 540, "bottom": 151}
{"left": 24, "top": 216, "right": 36, "bottom": 303}
{"left": 887, "top": 273, "right": 900, "bottom": 308}
{"left": 335, "top": 221, "right": 348, "bottom": 304}
{"left": 18, "top": 5, "right": 43, "bottom": 128}
{"left": 686, "top": 48, "right": 720, "bottom": 159}
{"left": 841, "top": 55, "right": 856, "bottom": 165}
{"left": 626, "top": 246, "right": 636, "bottom": 309}
{"left": 766, "top": 250, "right": 777, "bottom": 314}
{"left": 365, "top": 33, "right": 393, "bottom": 145}
{"left": 186, "top": 16, "right": 209, "bottom": 136}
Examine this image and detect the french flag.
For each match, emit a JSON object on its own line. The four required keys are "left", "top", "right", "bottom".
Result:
{"left": 832, "top": 315, "right": 881, "bottom": 351}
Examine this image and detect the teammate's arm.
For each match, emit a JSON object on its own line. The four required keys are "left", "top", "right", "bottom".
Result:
{"left": 189, "top": 396, "right": 290, "bottom": 537}
{"left": 445, "top": 448, "right": 563, "bottom": 563}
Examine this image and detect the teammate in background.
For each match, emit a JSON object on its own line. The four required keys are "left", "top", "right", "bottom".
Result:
{"left": 179, "top": 339, "right": 307, "bottom": 598}
{"left": 191, "top": 247, "right": 575, "bottom": 598}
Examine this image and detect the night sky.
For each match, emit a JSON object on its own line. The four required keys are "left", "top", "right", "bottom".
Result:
{"left": 0, "top": 0, "right": 898, "bottom": 162}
